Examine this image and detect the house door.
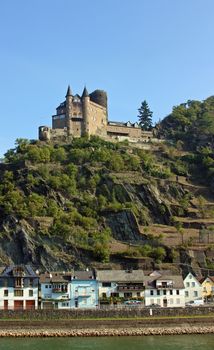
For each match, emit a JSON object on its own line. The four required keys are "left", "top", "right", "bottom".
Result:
{"left": 14, "top": 300, "right": 24, "bottom": 310}
{"left": 26, "top": 300, "right": 35, "bottom": 310}
{"left": 163, "top": 298, "right": 167, "bottom": 307}
{"left": 4, "top": 300, "right": 8, "bottom": 310}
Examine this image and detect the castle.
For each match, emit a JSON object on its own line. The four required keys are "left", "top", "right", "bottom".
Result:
{"left": 39, "top": 85, "right": 153, "bottom": 143}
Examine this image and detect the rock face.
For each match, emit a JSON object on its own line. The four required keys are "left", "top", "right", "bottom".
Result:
{"left": 105, "top": 209, "right": 142, "bottom": 242}
{"left": 1, "top": 137, "right": 214, "bottom": 274}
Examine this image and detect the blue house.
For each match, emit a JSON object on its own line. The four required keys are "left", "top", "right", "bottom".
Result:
{"left": 70, "top": 270, "right": 98, "bottom": 308}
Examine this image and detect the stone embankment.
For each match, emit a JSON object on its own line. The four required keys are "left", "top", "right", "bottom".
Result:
{"left": 0, "top": 326, "right": 214, "bottom": 337}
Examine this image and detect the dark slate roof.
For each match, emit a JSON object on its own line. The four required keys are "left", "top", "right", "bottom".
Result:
{"left": 72, "top": 270, "right": 95, "bottom": 280}
{"left": 82, "top": 86, "right": 89, "bottom": 98}
{"left": 144, "top": 275, "right": 184, "bottom": 289}
{"left": 39, "top": 271, "right": 72, "bottom": 284}
{"left": 56, "top": 101, "right": 66, "bottom": 110}
{"left": 66, "top": 85, "right": 72, "bottom": 97}
{"left": 96, "top": 270, "right": 144, "bottom": 282}
{"left": 0, "top": 265, "right": 38, "bottom": 278}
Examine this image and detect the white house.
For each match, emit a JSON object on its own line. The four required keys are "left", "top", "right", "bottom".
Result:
{"left": 0, "top": 265, "right": 39, "bottom": 310}
{"left": 96, "top": 270, "right": 145, "bottom": 303}
{"left": 144, "top": 274, "right": 185, "bottom": 307}
{"left": 183, "top": 272, "right": 203, "bottom": 303}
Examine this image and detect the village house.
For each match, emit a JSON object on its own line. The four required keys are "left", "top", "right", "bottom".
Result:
{"left": 70, "top": 270, "right": 98, "bottom": 308}
{"left": 144, "top": 273, "right": 185, "bottom": 307}
{"left": 40, "top": 270, "right": 98, "bottom": 309}
{"left": 183, "top": 272, "right": 203, "bottom": 304}
{"left": 0, "top": 265, "right": 39, "bottom": 310}
{"left": 197, "top": 276, "right": 214, "bottom": 302}
{"left": 40, "top": 271, "right": 71, "bottom": 309}
{"left": 96, "top": 270, "right": 145, "bottom": 303}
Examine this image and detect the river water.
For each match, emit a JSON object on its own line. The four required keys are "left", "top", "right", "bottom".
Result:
{"left": 0, "top": 335, "right": 213, "bottom": 350}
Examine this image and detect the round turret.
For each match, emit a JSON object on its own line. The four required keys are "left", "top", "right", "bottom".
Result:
{"left": 89, "top": 90, "right": 107, "bottom": 109}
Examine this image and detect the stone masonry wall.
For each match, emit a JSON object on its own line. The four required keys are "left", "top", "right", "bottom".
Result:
{"left": 0, "top": 306, "right": 214, "bottom": 320}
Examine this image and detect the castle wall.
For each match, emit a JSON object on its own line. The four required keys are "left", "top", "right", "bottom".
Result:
{"left": 52, "top": 115, "right": 66, "bottom": 129}
{"left": 86, "top": 101, "right": 107, "bottom": 137}
{"left": 71, "top": 119, "right": 83, "bottom": 137}
{"left": 106, "top": 124, "right": 142, "bottom": 139}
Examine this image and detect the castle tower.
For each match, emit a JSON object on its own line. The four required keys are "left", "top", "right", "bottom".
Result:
{"left": 81, "top": 86, "right": 90, "bottom": 136}
{"left": 65, "top": 85, "right": 72, "bottom": 135}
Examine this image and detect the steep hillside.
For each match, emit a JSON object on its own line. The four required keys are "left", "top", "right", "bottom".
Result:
{"left": 0, "top": 97, "right": 214, "bottom": 275}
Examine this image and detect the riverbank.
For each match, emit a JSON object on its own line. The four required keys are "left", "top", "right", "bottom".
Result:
{"left": 0, "top": 317, "right": 214, "bottom": 337}
{"left": 0, "top": 325, "right": 214, "bottom": 337}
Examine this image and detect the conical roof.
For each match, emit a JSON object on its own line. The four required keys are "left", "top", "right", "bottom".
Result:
{"left": 66, "top": 85, "right": 72, "bottom": 97}
{"left": 82, "top": 86, "right": 89, "bottom": 98}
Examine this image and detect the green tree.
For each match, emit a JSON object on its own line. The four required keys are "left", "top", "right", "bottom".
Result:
{"left": 137, "top": 100, "right": 153, "bottom": 130}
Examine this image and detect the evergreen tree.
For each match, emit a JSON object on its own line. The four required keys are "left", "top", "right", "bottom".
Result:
{"left": 137, "top": 100, "right": 153, "bottom": 130}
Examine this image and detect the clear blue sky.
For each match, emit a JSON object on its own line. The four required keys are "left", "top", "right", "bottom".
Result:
{"left": 0, "top": 0, "right": 214, "bottom": 156}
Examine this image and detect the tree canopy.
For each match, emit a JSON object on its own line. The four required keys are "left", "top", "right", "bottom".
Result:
{"left": 137, "top": 100, "right": 153, "bottom": 131}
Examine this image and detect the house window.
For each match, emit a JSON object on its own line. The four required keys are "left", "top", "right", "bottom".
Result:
{"left": 102, "top": 282, "right": 111, "bottom": 287}
{"left": 4, "top": 290, "right": 8, "bottom": 297}
{"left": 137, "top": 292, "right": 140, "bottom": 297}
{"left": 157, "top": 290, "right": 160, "bottom": 295}
{"left": 194, "top": 291, "right": 198, "bottom": 297}
{"left": 29, "top": 290, "right": 33, "bottom": 297}
{"left": 163, "top": 290, "right": 166, "bottom": 295}
{"left": 62, "top": 302, "right": 69, "bottom": 307}
{"left": 150, "top": 290, "right": 154, "bottom": 296}
{"left": 186, "top": 282, "right": 190, "bottom": 287}
{"left": 150, "top": 299, "right": 154, "bottom": 304}
{"left": 15, "top": 277, "right": 22, "bottom": 288}
{"left": 170, "top": 290, "right": 173, "bottom": 295}
{"left": 45, "top": 285, "right": 49, "bottom": 289}
{"left": 176, "top": 299, "right": 180, "bottom": 304}
{"left": 176, "top": 290, "right": 179, "bottom": 295}
{"left": 170, "top": 298, "right": 173, "bottom": 304}
{"left": 102, "top": 293, "right": 106, "bottom": 298}
{"left": 14, "top": 289, "right": 23, "bottom": 297}
{"left": 185, "top": 291, "right": 189, "bottom": 297}
{"left": 124, "top": 292, "right": 132, "bottom": 298}
{"left": 192, "top": 282, "right": 195, "bottom": 287}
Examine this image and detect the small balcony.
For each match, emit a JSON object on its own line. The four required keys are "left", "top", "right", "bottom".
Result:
{"left": 117, "top": 285, "right": 144, "bottom": 292}
{"left": 156, "top": 284, "right": 173, "bottom": 289}
{"left": 52, "top": 285, "right": 68, "bottom": 293}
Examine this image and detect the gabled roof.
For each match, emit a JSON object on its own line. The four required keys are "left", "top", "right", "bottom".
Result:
{"left": 39, "top": 271, "right": 72, "bottom": 284}
{"left": 96, "top": 270, "right": 144, "bottom": 282}
{"left": 144, "top": 275, "right": 184, "bottom": 289}
{"left": 72, "top": 270, "right": 95, "bottom": 280}
{"left": 0, "top": 265, "right": 38, "bottom": 278}
{"left": 148, "top": 270, "right": 175, "bottom": 277}
{"left": 197, "top": 276, "right": 214, "bottom": 284}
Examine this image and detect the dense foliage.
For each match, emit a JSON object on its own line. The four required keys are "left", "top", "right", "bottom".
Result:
{"left": 159, "top": 96, "right": 214, "bottom": 187}
{"left": 137, "top": 100, "right": 153, "bottom": 130}
{"left": 0, "top": 136, "right": 172, "bottom": 263}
